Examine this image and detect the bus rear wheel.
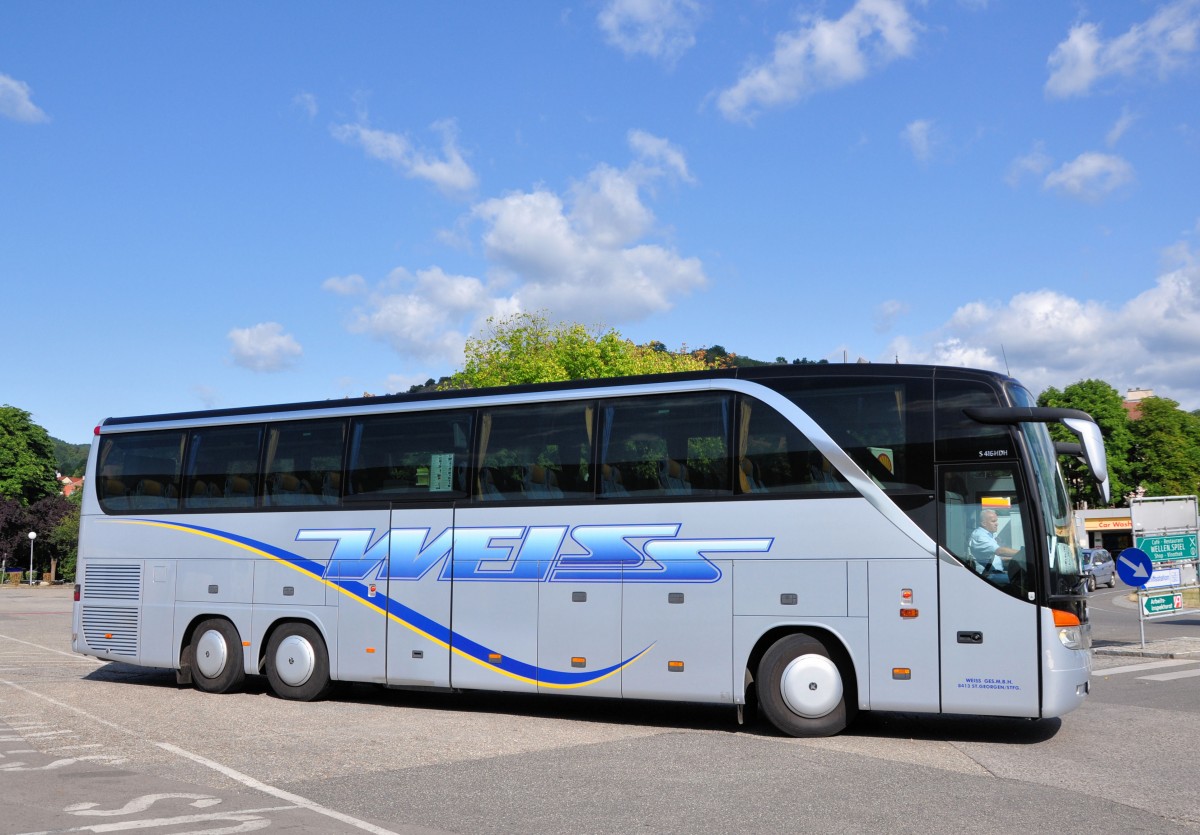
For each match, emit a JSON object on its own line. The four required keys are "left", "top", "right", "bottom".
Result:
{"left": 266, "top": 622, "right": 331, "bottom": 701}
{"left": 757, "top": 633, "right": 850, "bottom": 737}
{"left": 188, "top": 618, "right": 246, "bottom": 694}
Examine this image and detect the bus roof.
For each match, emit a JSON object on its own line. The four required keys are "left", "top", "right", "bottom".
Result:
{"left": 99, "top": 363, "right": 1017, "bottom": 429}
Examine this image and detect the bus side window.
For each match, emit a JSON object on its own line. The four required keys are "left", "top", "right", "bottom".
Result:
{"left": 347, "top": 410, "right": 472, "bottom": 502}
{"left": 183, "top": 426, "right": 264, "bottom": 510}
{"left": 263, "top": 419, "right": 346, "bottom": 507}
{"left": 96, "top": 431, "right": 186, "bottom": 514}
{"left": 599, "top": 393, "right": 732, "bottom": 499}
{"left": 475, "top": 401, "right": 594, "bottom": 502}
{"left": 735, "top": 396, "right": 852, "bottom": 495}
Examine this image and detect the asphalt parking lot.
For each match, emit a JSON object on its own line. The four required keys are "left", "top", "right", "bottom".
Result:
{"left": 3, "top": 584, "right": 1199, "bottom": 833}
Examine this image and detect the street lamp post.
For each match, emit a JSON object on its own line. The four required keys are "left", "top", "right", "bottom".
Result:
{"left": 28, "top": 531, "right": 37, "bottom": 586}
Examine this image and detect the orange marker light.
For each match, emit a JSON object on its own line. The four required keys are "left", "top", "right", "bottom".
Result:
{"left": 366, "top": 647, "right": 376, "bottom": 654}
{"left": 899, "top": 608, "right": 919, "bottom": 618}
{"left": 1052, "top": 609, "right": 1081, "bottom": 627}
{"left": 901, "top": 588, "right": 913, "bottom": 603}
{"left": 488, "top": 653, "right": 502, "bottom": 664}
{"left": 668, "top": 660, "right": 685, "bottom": 672}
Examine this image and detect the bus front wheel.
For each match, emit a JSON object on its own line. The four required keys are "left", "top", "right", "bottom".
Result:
{"left": 188, "top": 618, "right": 246, "bottom": 694}
{"left": 266, "top": 623, "right": 331, "bottom": 701}
{"left": 757, "top": 633, "right": 850, "bottom": 737}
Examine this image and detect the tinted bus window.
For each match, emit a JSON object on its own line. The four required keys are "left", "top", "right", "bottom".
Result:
{"left": 934, "top": 379, "right": 1012, "bottom": 462}
{"left": 735, "top": 396, "right": 851, "bottom": 494}
{"left": 476, "top": 401, "right": 594, "bottom": 501}
{"left": 183, "top": 426, "right": 264, "bottom": 509}
{"left": 767, "top": 377, "right": 935, "bottom": 495}
{"left": 96, "top": 431, "right": 186, "bottom": 513}
{"left": 599, "top": 393, "right": 732, "bottom": 498}
{"left": 347, "top": 410, "right": 472, "bottom": 501}
{"left": 264, "top": 420, "right": 346, "bottom": 507}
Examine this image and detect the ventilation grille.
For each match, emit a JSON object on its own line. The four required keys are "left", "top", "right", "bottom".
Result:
{"left": 84, "top": 563, "right": 142, "bottom": 600}
{"left": 81, "top": 605, "right": 139, "bottom": 657}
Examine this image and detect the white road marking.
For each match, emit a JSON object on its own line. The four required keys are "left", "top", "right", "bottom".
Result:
{"left": 0, "top": 678, "right": 406, "bottom": 835}
{"left": 1138, "top": 667, "right": 1200, "bottom": 682}
{"left": 1094, "top": 659, "right": 1197, "bottom": 676}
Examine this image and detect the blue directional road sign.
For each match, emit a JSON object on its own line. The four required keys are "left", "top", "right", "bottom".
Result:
{"left": 1117, "top": 547, "right": 1154, "bottom": 587}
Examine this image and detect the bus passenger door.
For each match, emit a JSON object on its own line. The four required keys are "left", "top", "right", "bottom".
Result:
{"left": 447, "top": 505, "right": 539, "bottom": 694}
{"left": 938, "top": 468, "right": 1040, "bottom": 717}
{"left": 319, "top": 507, "right": 390, "bottom": 685}
{"left": 385, "top": 506, "right": 455, "bottom": 688}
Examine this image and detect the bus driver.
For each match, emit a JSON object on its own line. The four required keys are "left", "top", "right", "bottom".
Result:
{"left": 968, "top": 508, "right": 1021, "bottom": 576}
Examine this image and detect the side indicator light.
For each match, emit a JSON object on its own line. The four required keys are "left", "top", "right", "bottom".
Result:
{"left": 892, "top": 668, "right": 912, "bottom": 680}
{"left": 366, "top": 647, "right": 376, "bottom": 654}
{"left": 571, "top": 657, "right": 586, "bottom": 668}
{"left": 899, "top": 608, "right": 919, "bottom": 619}
{"left": 242, "top": 641, "right": 251, "bottom": 647}
{"left": 488, "top": 653, "right": 502, "bottom": 664}
{"left": 901, "top": 588, "right": 913, "bottom": 604}
{"left": 668, "top": 660, "right": 685, "bottom": 672}
{"left": 104, "top": 633, "right": 113, "bottom": 639}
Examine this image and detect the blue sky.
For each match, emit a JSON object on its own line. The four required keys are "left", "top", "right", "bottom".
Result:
{"left": 3, "top": 1, "right": 1199, "bottom": 444}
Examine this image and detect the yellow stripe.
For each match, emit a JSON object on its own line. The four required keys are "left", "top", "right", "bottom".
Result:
{"left": 104, "top": 518, "right": 648, "bottom": 687}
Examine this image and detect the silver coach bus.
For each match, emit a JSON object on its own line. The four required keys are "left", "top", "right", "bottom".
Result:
{"left": 72, "top": 365, "right": 1109, "bottom": 737}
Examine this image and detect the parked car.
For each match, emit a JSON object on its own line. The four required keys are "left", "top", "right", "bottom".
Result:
{"left": 1081, "top": 548, "right": 1116, "bottom": 591}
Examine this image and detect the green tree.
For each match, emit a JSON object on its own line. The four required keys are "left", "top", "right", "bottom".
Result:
{"left": 53, "top": 438, "right": 90, "bottom": 477}
{"left": 442, "top": 312, "right": 710, "bottom": 389}
{"left": 1038, "top": 380, "right": 1134, "bottom": 506}
{"left": 0, "top": 406, "right": 60, "bottom": 505}
{"left": 1126, "top": 397, "right": 1200, "bottom": 497}
{"left": 48, "top": 490, "right": 82, "bottom": 582}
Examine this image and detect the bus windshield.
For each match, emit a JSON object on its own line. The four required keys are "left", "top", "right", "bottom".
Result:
{"left": 1010, "top": 386, "right": 1083, "bottom": 597}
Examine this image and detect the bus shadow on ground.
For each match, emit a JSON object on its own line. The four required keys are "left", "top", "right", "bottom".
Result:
{"left": 80, "top": 664, "right": 1061, "bottom": 744}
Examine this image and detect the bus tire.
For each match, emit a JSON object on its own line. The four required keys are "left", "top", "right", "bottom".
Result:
{"left": 266, "top": 622, "right": 330, "bottom": 701}
{"left": 189, "top": 618, "right": 246, "bottom": 694}
{"left": 757, "top": 633, "right": 850, "bottom": 737}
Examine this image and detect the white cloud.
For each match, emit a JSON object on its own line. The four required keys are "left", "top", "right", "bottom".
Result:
{"left": 327, "top": 131, "right": 707, "bottom": 363}
{"left": 1106, "top": 105, "right": 1138, "bottom": 146}
{"left": 886, "top": 244, "right": 1200, "bottom": 409}
{"left": 332, "top": 117, "right": 478, "bottom": 197}
{"left": 342, "top": 267, "right": 509, "bottom": 365}
{"left": 228, "top": 322, "right": 303, "bottom": 372}
{"left": 597, "top": 0, "right": 704, "bottom": 66}
{"left": 901, "top": 119, "right": 935, "bottom": 162}
{"left": 628, "top": 129, "right": 695, "bottom": 183}
{"left": 321, "top": 273, "right": 367, "bottom": 295}
{"left": 716, "top": 0, "right": 919, "bottom": 122}
{"left": 473, "top": 132, "right": 705, "bottom": 322}
{"left": 293, "top": 92, "right": 318, "bottom": 120}
{"left": 1045, "top": 0, "right": 1200, "bottom": 98}
{"left": 1043, "top": 152, "right": 1134, "bottom": 201}
{"left": 0, "top": 73, "right": 49, "bottom": 123}
{"left": 1005, "top": 141, "right": 1053, "bottom": 187}
{"left": 874, "top": 299, "right": 910, "bottom": 333}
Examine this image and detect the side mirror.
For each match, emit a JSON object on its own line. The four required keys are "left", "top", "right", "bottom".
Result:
{"left": 1062, "top": 417, "right": 1110, "bottom": 504}
{"left": 965, "top": 407, "right": 1111, "bottom": 504}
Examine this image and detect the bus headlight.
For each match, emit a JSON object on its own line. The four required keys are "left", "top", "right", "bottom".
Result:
{"left": 1053, "top": 609, "right": 1084, "bottom": 651}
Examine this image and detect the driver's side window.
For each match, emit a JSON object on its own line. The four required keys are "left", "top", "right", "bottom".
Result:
{"left": 940, "top": 465, "right": 1032, "bottom": 600}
